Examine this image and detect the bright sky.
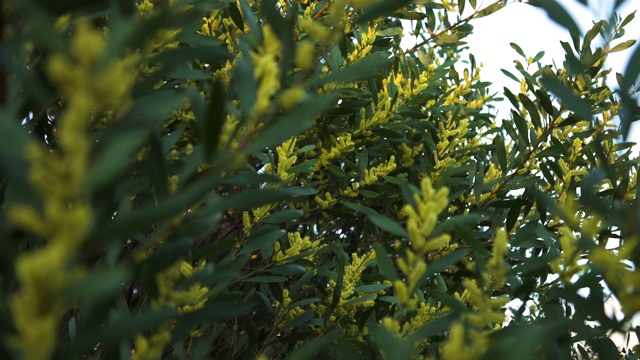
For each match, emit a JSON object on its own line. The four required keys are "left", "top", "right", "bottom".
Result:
{"left": 462, "top": 0, "right": 640, "bottom": 151}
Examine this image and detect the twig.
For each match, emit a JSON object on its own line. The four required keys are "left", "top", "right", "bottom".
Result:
{"left": 313, "top": 0, "right": 330, "bottom": 21}
{"left": 405, "top": 0, "right": 507, "bottom": 54}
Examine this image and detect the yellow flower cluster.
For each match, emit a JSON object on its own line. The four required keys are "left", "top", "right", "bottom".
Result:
{"left": 250, "top": 25, "right": 282, "bottom": 122}
{"left": 7, "top": 18, "right": 136, "bottom": 360}
{"left": 393, "top": 178, "right": 451, "bottom": 311}
{"left": 432, "top": 116, "right": 472, "bottom": 180}
{"left": 336, "top": 251, "right": 376, "bottom": 307}
{"left": 355, "top": 76, "right": 403, "bottom": 136}
{"left": 243, "top": 138, "right": 300, "bottom": 234}
{"left": 315, "top": 251, "right": 380, "bottom": 325}
{"left": 483, "top": 228, "right": 510, "bottom": 289}
{"left": 549, "top": 226, "right": 585, "bottom": 284}
{"left": 314, "top": 191, "right": 338, "bottom": 209}
{"left": 441, "top": 279, "right": 509, "bottom": 359}
{"left": 274, "top": 289, "right": 306, "bottom": 329}
{"left": 133, "top": 260, "right": 209, "bottom": 359}
{"left": 317, "top": 133, "right": 355, "bottom": 168}
{"left": 132, "top": 330, "right": 171, "bottom": 360}
{"left": 341, "top": 156, "right": 397, "bottom": 197}
{"left": 400, "top": 142, "right": 424, "bottom": 167}
{"left": 273, "top": 232, "right": 326, "bottom": 264}
{"left": 347, "top": 25, "right": 377, "bottom": 63}
{"left": 590, "top": 240, "right": 640, "bottom": 316}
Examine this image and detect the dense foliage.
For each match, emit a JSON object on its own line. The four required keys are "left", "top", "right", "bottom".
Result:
{"left": 1, "top": 0, "right": 640, "bottom": 359}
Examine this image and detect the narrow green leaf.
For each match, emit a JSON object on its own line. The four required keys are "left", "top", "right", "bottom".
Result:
{"left": 262, "top": 209, "right": 304, "bottom": 224}
{"left": 248, "top": 94, "right": 339, "bottom": 152}
{"left": 535, "top": 89, "right": 554, "bottom": 115}
{"left": 228, "top": 2, "right": 245, "bottom": 32}
{"left": 358, "top": 0, "right": 413, "bottom": 23}
{"left": 519, "top": 94, "right": 542, "bottom": 130}
{"left": 532, "top": 50, "right": 545, "bottom": 63}
{"left": 510, "top": 42, "right": 526, "bottom": 58}
{"left": 494, "top": 135, "right": 507, "bottom": 173}
{"left": 373, "top": 244, "right": 399, "bottom": 282}
{"left": 368, "top": 212, "right": 408, "bottom": 238}
{"left": 506, "top": 198, "right": 522, "bottom": 231}
{"left": 289, "top": 329, "right": 342, "bottom": 360}
{"left": 476, "top": 2, "right": 506, "bottom": 18}
{"left": 620, "top": 11, "right": 636, "bottom": 29}
{"left": 239, "top": 229, "right": 285, "bottom": 255}
{"left": 512, "top": 110, "right": 531, "bottom": 147}
{"left": 501, "top": 69, "right": 520, "bottom": 83}
{"left": 542, "top": 77, "right": 593, "bottom": 120}
{"left": 317, "top": 51, "right": 393, "bottom": 85}
{"left": 610, "top": 39, "right": 636, "bottom": 53}
{"left": 243, "top": 276, "right": 288, "bottom": 283}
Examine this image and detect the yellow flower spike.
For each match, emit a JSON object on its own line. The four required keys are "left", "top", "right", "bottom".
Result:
{"left": 70, "top": 19, "right": 106, "bottom": 69}
{"left": 440, "top": 322, "right": 467, "bottom": 359}
{"left": 278, "top": 87, "right": 306, "bottom": 110}
{"left": 295, "top": 40, "right": 315, "bottom": 70}
{"left": 408, "top": 260, "right": 426, "bottom": 289}
{"left": 423, "top": 233, "right": 451, "bottom": 253}
{"left": 382, "top": 316, "right": 401, "bottom": 335}
{"left": 394, "top": 279, "right": 409, "bottom": 307}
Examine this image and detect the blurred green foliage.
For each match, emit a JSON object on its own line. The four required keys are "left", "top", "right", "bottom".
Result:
{"left": 0, "top": 0, "right": 639, "bottom": 359}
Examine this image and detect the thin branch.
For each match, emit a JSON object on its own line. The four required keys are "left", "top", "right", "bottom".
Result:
{"left": 405, "top": 0, "right": 507, "bottom": 54}
{"left": 313, "top": 0, "right": 330, "bottom": 21}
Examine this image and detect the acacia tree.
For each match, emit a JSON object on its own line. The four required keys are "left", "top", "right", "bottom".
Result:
{"left": 0, "top": 0, "right": 639, "bottom": 359}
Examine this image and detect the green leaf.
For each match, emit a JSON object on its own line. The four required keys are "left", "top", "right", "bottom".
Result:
{"left": 610, "top": 39, "right": 636, "bottom": 53}
{"left": 620, "top": 11, "right": 636, "bottom": 29}
{"left": 512, "top": 111, "right": 531, "bottom": 147}
{"left": 368, "top": 212, "right": 409, "bottom": 238}
{"left": 286, "top": 159, "right": 318, "bottom": 174}
{"left": 248, "top": 94, "right": 339, "bottom": 152}
{"left": 374, "top": 244, "right": 399, "bottom": 282}
{"left": 582, "top": 20, "right": 604, "bottom": 53}
{"left": 262, "top": 209, "right": 304, "bottom": 224}
{"left": 501, "top": 69, "right": 520, "bottom": 83}
{"left": 0, "top": 110, "right": 31, "bottom": 188}
{"left": 476, "top": 1, "right": 506, "bottom": 18}
{"left": 541, "top": 76, "right": 593, "bottom": 120}
{"left": 129, "top": 89, "right": 186, "bottom": 127}
{"left": 289, "top": 329, "right": 343, "bottom": 360}
{"left": 200, "top": 79, "right": 226, "bottom": 162}
{"left": 243, "top": 276, "right": 288, "bottom": 283}
{"left": 355, "top": 283, "right": 389, "bottom": 293}
{"left": 239, "top": 229, "right": 285, "bottom": 255}
{"left": 86, "top": 130, "right": 148, "bottom": 191}
{"left": 532, "top": 50, "right": 545, "bottom": 63}
{"left": 535, "top": 89, "right": 555, "bottom": 115}
{"left": 228, "top": 2, "right": 245, "bottom": 32}
{"left": 510, "top": 42, "right": 526, "bottom": 58}
{"left": 519, "top": 94, "right": 542, "bottom": 130}
{"left": 342, "top": 201, "right": 377, "bottom": 215}
{"left": 506, "top": 198, "right": 522, "bottom": 232}
{"left": 494, "top": 135, "right": 507, "bottom": 173}
{"left": 317, "top": 52, "right": 393, "bottom": 86}
{"left": 64, "top": 267, "right": 132, "bottom": 301}
{"left": 268, "top": 264, "right": 307, "bottom": 276}
{"left": 369, "top": 325, "right": 416, "bottom": 359}
{"left": 358, "top": 0, "right": 413, "bottom": 23}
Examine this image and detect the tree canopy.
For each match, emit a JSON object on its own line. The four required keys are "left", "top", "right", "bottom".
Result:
{"left": 1, "top": 0, "right": 640, "bottom": 359}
